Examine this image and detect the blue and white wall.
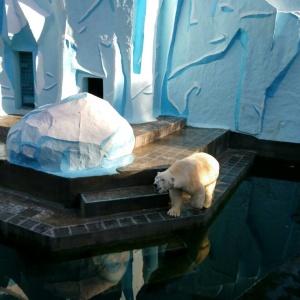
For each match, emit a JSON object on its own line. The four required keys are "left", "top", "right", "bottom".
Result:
{"left": 0, "top": 0, "right": 65, "bottom": 112}
{"left": 0, "top": 0, "right": 300, "bottom": 143}
{"left": 154, "top": 0, "right": 300, "bottom": 143}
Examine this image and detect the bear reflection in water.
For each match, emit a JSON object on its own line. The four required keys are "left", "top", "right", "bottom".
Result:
{"left": 0, "top": 227, "right": 210, "bottom": 300}
{"left": 0, "top": 249, "right": 130, "bottom": 300}
{"left": 2, "top": 177, "right": 299, "bottom": 298}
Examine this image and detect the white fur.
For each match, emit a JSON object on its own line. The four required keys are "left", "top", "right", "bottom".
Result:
{"left": 153, "top": 153, "right": 219, "bottom": 217}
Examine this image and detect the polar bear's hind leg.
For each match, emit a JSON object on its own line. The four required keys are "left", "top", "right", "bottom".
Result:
{"left": 190, "top": 183, "right": 206, "bottom": 209}
{"left": 203, "top": 180, "right": 217, "bottom": 208}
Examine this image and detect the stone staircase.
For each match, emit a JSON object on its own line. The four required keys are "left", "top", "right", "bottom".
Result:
{"left": 133, "top": 115, "right": 187, "bottom": 148}
{"left": 80, "top": 116, "right": 187, "bottom": 217}
{"left": 81, "top": 185, "right": 168, "bottom": 218}
{"left": 0, "top": 115, "right": 22, "bottom": 137}
{"left": 0, "top": 115, "right": 256, "bottom": 251}
{"left": 78, "top": 116, "right": 254, "bottom": 220}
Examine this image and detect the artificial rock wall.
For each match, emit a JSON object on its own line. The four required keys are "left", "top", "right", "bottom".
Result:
{"left": 157, "top": 0, "right": 300, "bottom": 142}
{"left": 1, "top": 0, "right": 300, "bottom": 143}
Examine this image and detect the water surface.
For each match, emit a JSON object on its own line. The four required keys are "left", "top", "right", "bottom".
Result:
{"left": 1, "top": 176, "right": 300, "bottom": 299}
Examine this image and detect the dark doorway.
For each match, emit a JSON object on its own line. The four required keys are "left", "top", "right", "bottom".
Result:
{"left": 88, "top": 78, "right": 103, "bottom": 99}
{"left": 19, "top": 51, "right": 35, "bottom": 107}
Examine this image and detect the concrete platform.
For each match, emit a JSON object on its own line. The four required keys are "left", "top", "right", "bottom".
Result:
{"left": 0, "top": 149, "right": 255, "bottom": 253}
{"left": 0, "top": 115, "right": 256, "bottom": 253}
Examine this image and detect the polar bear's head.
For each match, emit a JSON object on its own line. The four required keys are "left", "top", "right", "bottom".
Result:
{"left": 153, "top": 171, "right": 174, "bottom": 193}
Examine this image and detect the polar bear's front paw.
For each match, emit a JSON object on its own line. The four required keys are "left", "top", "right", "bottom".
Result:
{"left": 167, "top": 207, "right": 181, "bottom": 217}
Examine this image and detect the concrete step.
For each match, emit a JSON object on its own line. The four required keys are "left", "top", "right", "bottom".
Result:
{"left": 0, "top": 127, "right": 229, "bottom": 208}
{"left": 0, "top": 148, "right": 256, "bottom": 252}
{"left": 132, "top": 116, "right": 187, "bottom": 148}
{"left": 81, "top": 185, "right": 168, "bottom": 218}
{"left": 80, "top": 148, "right": 256, "bottom": 218}
{"left": 120, "top": 127, "right": 229, "bottom": 174}
{"left": 0, "top": 115, "right": 22, "bottom": 137}
{"left": 0, "top": 115, "right": 186, "bottom": 144}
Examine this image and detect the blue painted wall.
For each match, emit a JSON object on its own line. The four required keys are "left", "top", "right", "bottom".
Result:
{"left": 156, "top": 0, "right": 300, "bottom": 142}
{"left": 1, "top": 0, "right": 300, "bottom": 143}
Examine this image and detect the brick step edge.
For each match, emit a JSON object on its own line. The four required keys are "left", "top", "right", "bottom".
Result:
{"left": 80, "top": 186, "right": 169, "bottom": 218}
{"left": 133, "top": 116, "right": 187, "bottom": 148}
{"left": 80, "top": 149, "right": 256, "bottom": 218}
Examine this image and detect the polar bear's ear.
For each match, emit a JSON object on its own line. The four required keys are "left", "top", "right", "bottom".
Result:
{"left": 157, "top": 171, "right": 161, "bottom": 175}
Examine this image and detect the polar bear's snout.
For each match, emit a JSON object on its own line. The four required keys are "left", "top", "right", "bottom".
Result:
{"left": 153, "top": 182, "right": 160, "bottom": 192}
{"left": 153, "top": 180, "right": 164, "bottom": 193}
{"left": 153, "top": 171, "right": 174, "bottom": 193}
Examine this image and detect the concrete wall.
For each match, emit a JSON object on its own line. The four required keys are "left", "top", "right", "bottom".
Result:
{"left": 0, "top": 0, "right": 300, "bottom": 143}
{"left": 155, "top": 0, "right": 300, "bottom": 143}
{"left": 0, "top": 0, "right": 65, "bottom": 113}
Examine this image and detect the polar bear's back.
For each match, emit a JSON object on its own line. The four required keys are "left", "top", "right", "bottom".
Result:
{"left": 187, "top": 152, "right": 219, "bottom": 171}
{"left": 169, "top": 152, "right": 219, "bottom": 187}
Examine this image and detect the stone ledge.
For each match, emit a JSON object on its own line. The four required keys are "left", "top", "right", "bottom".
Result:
{"left": 132, "top": 116, "right": 187, "bottom": 148}
{"left": 0, "top": 149, "right": 256, "bottom": 252}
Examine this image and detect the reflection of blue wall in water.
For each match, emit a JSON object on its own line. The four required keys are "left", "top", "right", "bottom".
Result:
{"left": 169, "top": 177, "right": 300, "bottom": 299}
{"left": 1, "top": 177, "right": 300, "bottom": 299}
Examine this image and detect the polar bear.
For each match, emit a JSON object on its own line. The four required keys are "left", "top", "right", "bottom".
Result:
{"left": 153, "top": 152, "right": 219, "bottom": 217}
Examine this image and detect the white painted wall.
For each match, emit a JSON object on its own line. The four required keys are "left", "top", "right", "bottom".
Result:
{"left": 1, "top": 0, "right": 300, "bottom": 143}
{"left": 155, "top": 0, "right": 300, "bottom": 142}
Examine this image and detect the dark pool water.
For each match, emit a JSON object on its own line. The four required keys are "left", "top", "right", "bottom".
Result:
{"left": 1, "top": 176, "right": 300, "bottom": 300}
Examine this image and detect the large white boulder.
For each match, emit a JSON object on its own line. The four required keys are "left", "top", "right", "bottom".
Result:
{"left": 6, "top": 93, "right": 135, "bottom": 175}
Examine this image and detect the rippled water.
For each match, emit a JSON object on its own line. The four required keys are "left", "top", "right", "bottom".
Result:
{"left": 1, "top": 176, "right": 300, "bottom": 300}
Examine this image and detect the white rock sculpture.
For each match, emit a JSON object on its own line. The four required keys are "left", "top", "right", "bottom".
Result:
{"left": 6, "top": 93, "right": 135, "bottom": 175}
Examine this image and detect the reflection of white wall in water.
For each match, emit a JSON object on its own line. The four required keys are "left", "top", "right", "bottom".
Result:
{"left": 1, "top": 0, "right": 300, "bottom": 143}
{"left": 141, "top": 177, "right": 300, "bottom": 299}
{"left": 131, "top": 249, "right": 145, "bottom": 299}
{"left": 124, "top": 246, "right": 166, "bottom": 299}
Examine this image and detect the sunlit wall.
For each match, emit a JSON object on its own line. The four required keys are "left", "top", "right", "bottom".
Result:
{"left": 155, "top": 0, "right": 300, "bottom": 142}
{"left": 0, "top": 0, "right": 300, "bottom": 143}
